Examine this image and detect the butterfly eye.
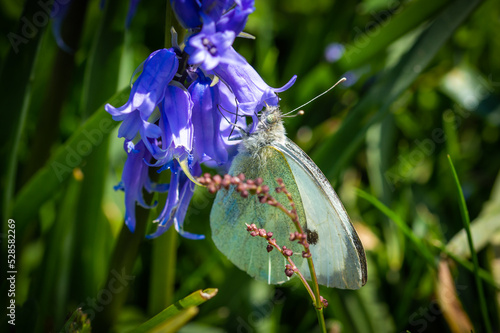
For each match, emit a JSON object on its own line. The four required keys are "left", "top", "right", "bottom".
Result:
{"left": 266, "top": 114, "right": 275, "bottom": 124}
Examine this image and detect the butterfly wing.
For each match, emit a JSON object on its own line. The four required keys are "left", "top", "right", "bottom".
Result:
{"left": 210, "top": 146, "right": 308, "bottom": 284}
{"left": 274, "top": 139, "right": 367, "bottom": 289}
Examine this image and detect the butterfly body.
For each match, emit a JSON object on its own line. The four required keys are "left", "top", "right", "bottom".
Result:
{"left": 210, "top": 106, "right": 367, "bottom": 289}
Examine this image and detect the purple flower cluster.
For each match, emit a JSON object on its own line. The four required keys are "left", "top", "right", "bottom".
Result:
{"left": 106, "top": 0, "right": 296, "bottom": 238}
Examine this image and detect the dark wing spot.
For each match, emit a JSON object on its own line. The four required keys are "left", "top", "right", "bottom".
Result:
{"left": 305, "top": 228, "right": 319, "bottom": 245}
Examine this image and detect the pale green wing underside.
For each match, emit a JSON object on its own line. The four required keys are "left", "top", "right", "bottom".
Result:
{"left": 275, "top": 139, "right": 367, "bottom": 289}
{"left": 210, "top": 141, "right": 367, "bottom": 289}
{"left": 210, "top": 146, "right": 308, "bottom": 285}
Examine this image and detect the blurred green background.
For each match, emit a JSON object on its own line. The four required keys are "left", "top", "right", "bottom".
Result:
{"left": 1, "top": 0, "right": 500, "bottom": 332}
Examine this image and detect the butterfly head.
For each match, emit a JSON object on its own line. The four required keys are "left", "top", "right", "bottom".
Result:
{"left": 262, "top": 106, "right": 281, "bottom": 126}
{"left": 257, "top": 105, "right": 283, "bottom": 132}
{"left": 240, "top": 105, "right": 286, "bottom": 156}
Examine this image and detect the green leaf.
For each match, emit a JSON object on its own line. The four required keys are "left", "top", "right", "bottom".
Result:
{"left": 37, "top": 177, "right": 81, "bottom": 329}
{"left": 129, "top": 289, "right": 218, "bottom": 333}
{"left": 0, "top": 0, "right": 48, "bottom": 224}
{"left": 72, "top": 0, "right": 130, "bottom": 300}
{"left": 12, "top": 89, "right": 128, "bottom": 236}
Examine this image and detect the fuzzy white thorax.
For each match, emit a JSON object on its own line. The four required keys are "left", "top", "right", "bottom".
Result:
{"left": 240, "top": 105, "right": 287, "bottom": 157}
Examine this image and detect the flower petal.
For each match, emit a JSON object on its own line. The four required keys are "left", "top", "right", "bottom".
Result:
{"left": 161, "top": 84, "right": 194, "bottom": 155}
{"left": 120, "top": 141, "right": 156, "bottom": 232}
{"left": 216, "top": 0, "right": 255, "bottom": 35}
{"left": 213, "top": 47, "right": 296, "bottom": 115}
{"left": 147, "top": 161, "right": 203, "bottom": 239}
{"left": 105, "top": 48, "right": 179, "bottom": 143}
{"left": 189, "top": 72, "right": 229, "bottom": 165}
{"left": 170, "top": 0, "right": 202, "bottom": 29}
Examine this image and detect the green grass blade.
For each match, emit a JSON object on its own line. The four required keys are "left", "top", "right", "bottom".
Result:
{"left": 11, "top": 88, "right": 129, "bottom": 236}
{"left": 356, "top": 187, "right": 499, "bottom": 292}
{"left": 80, "top": 0, "right": 129, "bottom": 117}
{"left": 37, "top": 177, "right": 81, "bottom": 329}
{"left": 447, "top": 155, "right": 492, "bottom": 333}
{"left": 446, "top": 168, "right": 500, "bottom": 259}
{"left": 72, "top": 0, "right": 130, "bottom": 300}
{"left": 149, "top": 307, "right": 199, "bottom": 333}
{"left": 356, "top": 188, "right": 436, "bottom": 266}
{"left": 129, "top": 289, "right": 218, "bottom": 333}
{"left": 433, "top": 243, "right": 499, "bottom": 290}
{"left": 0, "top": 0, "right": 47, "bottom": 224}
{"left": 93, "top": 202, "right": 152, "bottom": 331}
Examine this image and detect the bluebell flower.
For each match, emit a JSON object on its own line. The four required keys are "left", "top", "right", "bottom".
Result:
{"left": 105, "top": 49, "right": 178, "bottom": 149}
{"left": 170, "top": 0, "right": 203, "bottom": 29}
{"left": 150, "top": 84, "right": 194, "bottom": 164}
{"left": 107, "top": 0, "right": 296, "bottom": 239}
{"left": 184, "top": 1, "right": 255, "bottom": 71}
{"left": 147, "top": 160, "right": 203, "bottom": 239}
{"left": 215, "top": 0, "right": 255, "bottom": 35}
{"left": 185, "top": 21, "right": 238, "bottom": 70}
{"left": 189, "top": 71, "right": 228, "bottom": 165}
{"left": 115, "top": 141, "right": 169, "bottom": 232}
{"left": 171, "top": 0, "right": 250, "bottom": 30}
{"left": 212, "top": 47, "right": 297, "bottom": 117}
{"left": 201, "top": 0, "right": 234, "bottom": 23}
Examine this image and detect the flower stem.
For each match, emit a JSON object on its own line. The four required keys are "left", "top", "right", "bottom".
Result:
{"left": 93, "top": 202, "right": 149, "bottom": 331}
{"left": 147, "top": 5, "right": 184, "bottom": 317}
{"left": 148, "top": 170, "right": 178, "bottom": 315}
{"left": 276, "top": 180, "right": 326, "bottom": 331}
{"left": 165, "top": 1, "right": 185, "bottom": 49}
{"left": 316, "top": 307, "right": 327, "bottom": 333}
{"left": 148, "top": 225, "right": 178, "bottom": 314}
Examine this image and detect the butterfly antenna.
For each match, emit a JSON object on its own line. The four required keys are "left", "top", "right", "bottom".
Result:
{"left": 229, "top": 98, "right": 240, "bottom": 138}
{"left": 217, "top": 104, "right": 248, "bottom": 138}
{"left": 283, "top": 77, "right": 346, "bottom": 116}
{"left": 282, "top": 110, "right": 305, "bottom": 118}
{"left": 256, "top": 101, "right": 273, "bottom": 129}
{"left": 217, "top": 104, "right": 232, "bottom": 124}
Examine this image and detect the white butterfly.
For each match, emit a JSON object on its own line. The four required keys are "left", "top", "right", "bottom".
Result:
{"left": 210, "top": 105, "right": 367, "bottom": 289}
